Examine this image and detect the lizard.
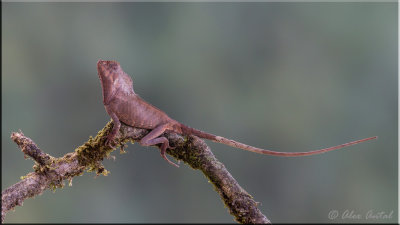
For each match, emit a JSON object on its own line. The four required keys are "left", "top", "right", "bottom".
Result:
{"left": 97, "top": 59, "right": 377, "bottom": 167}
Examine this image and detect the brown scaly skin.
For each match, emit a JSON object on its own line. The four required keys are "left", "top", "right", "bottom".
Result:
{"left": 97, "top": 60, "right": 377, "bottom": 167}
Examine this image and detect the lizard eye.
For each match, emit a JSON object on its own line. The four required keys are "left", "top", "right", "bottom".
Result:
{"left": 97, "top": 60, "right": 120, "bottom": 71}
{"left": 108, "top": 62, "right": 119, "bottom": 70}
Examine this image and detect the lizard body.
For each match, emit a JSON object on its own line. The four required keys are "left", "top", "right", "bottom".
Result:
{"left": 97, "top": 60, "right": 377, "bottom": 167}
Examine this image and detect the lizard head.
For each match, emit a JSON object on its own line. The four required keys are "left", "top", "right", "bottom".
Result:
{"left": 97, "top": 60, "right": 135, "bottom": 104}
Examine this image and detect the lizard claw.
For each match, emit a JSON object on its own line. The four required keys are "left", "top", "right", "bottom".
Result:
{"left": 162, "top": 153, "right": 180, "bottom": 167}
{"left": 105, "top": 135, "right": 117, "bottom": 148}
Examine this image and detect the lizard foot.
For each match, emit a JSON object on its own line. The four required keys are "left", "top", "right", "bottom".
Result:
{"left": 160, "top": 145, "right": 179, "bottom": 167}
{"left": 105, "top": 135, "right": 117, "bottom": 148}
{"left": 161, "top": 153, "right": 179, "bottom": 167}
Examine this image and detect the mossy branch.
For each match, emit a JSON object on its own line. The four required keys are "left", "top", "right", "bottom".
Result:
{"left": 2, "top": 121, "right": 270, "bottom": 224}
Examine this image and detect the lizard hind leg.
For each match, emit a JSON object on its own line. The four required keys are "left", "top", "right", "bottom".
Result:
{"left": 139, "top": 124, "right": 179, "bottom": 167}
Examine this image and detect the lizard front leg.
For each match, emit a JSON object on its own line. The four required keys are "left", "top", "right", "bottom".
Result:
{"left": 140, "top": 124, "right": 179, "bottom": 167}
{"left": 105, "top": 111, "right": 121, "bottom": 148}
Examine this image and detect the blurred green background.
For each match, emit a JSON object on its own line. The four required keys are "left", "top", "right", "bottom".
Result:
{"left": 2, "top": 2, "right": 397, "bottom": 223}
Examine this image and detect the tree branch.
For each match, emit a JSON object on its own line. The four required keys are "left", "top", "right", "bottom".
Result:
{"left": 2, "top": 121, "right": 270, "bottom": 224}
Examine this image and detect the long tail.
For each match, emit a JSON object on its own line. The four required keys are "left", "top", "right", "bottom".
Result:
{"left": 180, "top": 124, "right": 377, "bottom": 157}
